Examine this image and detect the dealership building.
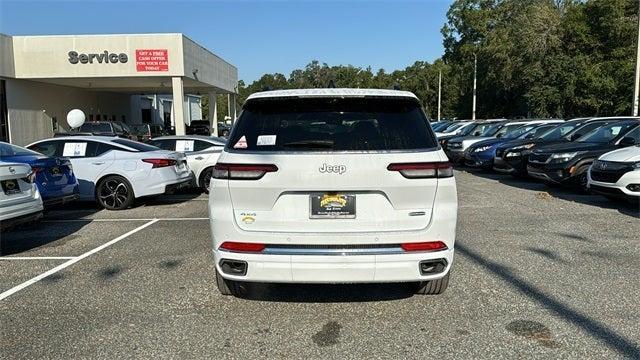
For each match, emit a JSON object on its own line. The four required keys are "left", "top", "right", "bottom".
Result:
{"left": 0, "top": 33, "right": 238, "bottom": 145}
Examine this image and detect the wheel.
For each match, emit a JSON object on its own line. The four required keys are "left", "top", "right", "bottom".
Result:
{"left": 215, "top": 269, "right": 244, "bottom": 296}
{"left": 199, "top": 167, "right": 213, "bottom": 194}
{"left": 416, "top": 272, "right": 450, "bottom": 295}
{"left": 96, "top": 175, "right": 134, "bottom": 210}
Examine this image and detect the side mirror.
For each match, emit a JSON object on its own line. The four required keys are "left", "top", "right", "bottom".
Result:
{"left": 619, "top": 136, "right": 636, "bottom": 147}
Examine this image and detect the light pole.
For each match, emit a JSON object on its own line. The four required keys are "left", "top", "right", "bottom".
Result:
{"left": 438, "top": 69, "right": 442, "bottom": 121}
{"left": 472, "top": 53, "right": 477, "bottom": 120}
{"left": 633, "top": 0, "right": 640, "bottom": 116}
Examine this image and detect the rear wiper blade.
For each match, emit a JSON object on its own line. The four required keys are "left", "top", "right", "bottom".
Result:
{"left": 282, "top": 140, "right": 334, "bottom": 148}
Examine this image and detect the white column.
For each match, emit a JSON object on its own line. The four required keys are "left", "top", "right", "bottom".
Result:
{"left": 232, "top": 94, "right": 237, "bottom": 122}
{"left": 171, "top": 77, "right": 186, "bottom": 135}
{"left": 209, "top": 92, "right": 218, "bottom": 137}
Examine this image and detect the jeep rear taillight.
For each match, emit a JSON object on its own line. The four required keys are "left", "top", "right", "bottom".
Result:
{"left": 219, "top": 241, "right": 266, "bottom": 253}
{"left": 212, "top": 163, "right": 278, "bottom": 180}
{"left": 401, "top": 241, "right": 448, "bottom": 252}
{"left": 387, "top": 162, "right": 453, "bottom": 179}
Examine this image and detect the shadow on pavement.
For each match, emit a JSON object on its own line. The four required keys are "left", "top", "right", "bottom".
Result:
{"left": 235, "top": 281, "right": 417, "bottom": 303}
{"left": 458, "top": 167, "right": 640, "bottom": 218}
{"left": 0, "top": 202, "right": 100, "bottom": 256}
{"left": 456, "top": 243, "right": 640, "bottom": 358}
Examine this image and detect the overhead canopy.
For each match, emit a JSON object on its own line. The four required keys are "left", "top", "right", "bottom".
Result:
{"left": 4, "top": 33, "right": 238, "bottom": 94}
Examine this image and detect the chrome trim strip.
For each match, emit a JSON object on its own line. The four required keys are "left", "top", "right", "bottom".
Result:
{"left": 261, "top": 246, "right": 406, "bottom": 256}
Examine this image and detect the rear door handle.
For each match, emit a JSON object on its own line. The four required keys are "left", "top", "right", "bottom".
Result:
{"left": 91, "top": 161, "right": 105, "bottom": 165}
{"left": 195, "top": 156, "right": 204, "bottom": 160}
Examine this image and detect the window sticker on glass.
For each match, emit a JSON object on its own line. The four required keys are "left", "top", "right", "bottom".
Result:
{"left": 62, "top": 142, "right": 87, "bottom": 157}
{"left": 257, "top": 135, "right": 277, "bottom": 146}
{"left": 176, "top": 140, "right": 195, "bottom": 152}
{"left": 234, "top": 135, "right": 248, "bottom": 149}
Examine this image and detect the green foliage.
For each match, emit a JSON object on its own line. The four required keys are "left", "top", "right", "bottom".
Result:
{"left": 230, "top": 0, "right": 638, "bottom": 119}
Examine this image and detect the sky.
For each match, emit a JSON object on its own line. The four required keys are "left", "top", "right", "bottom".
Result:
{"left": 0, "top": 0, "right": 452, "bottom": 83}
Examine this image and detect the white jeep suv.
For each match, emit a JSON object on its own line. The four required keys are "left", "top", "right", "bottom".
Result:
{"left": 209, "top": 89, "right": 458, "bottom": 296}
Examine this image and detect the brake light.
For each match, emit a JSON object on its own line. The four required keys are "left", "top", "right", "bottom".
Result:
{"left": 142, "top": 159, "right": 177, "bottom": 168}
{"left": 212, "top": 163, "right": 278, "bottom": 180}
{"left": 219, "top": 241, "right": 266, "bottom": 253}
{"left": 401, "top": 241, "right": 448, "bottom": 252}
{"left": 387, "top": 162, "right": 453, "bottom": 179}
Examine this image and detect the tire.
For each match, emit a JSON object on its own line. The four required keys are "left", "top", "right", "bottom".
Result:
{"left": 96, "top": 175, "right": 134, "bottom": 210}
{"left": 416, "top": 272, "right": 450, "bottom": 295}
{"left": 215, "top": 269, "right": 244, "bottom": 296}
{"left": 199, "top": 167, "right": 213, "bottom": 194}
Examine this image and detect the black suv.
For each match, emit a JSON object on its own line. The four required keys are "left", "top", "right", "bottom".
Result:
{"left": 493, "top": 117, "right": 612, "bottom": 176}
{"left": 186, "top": 120, "right": 211, "bottom": 136}
{"left": 526, "top": 120, "right": 640, "bottom": 190}
{"left": 76, "top": 121, "right": 137, "bottom": 140}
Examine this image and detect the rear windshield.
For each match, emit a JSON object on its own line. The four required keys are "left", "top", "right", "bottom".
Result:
{"left": 80, "top": 123, "right": 112, "bottom": 133}
{"left": 112, "top": 139, "right": 159, "bottom": 152}
{"left": 0, "top": 142, "right": 40, "bottom": 157}
{"left": 227, "top": 97, "right": 437, "bottom": 152}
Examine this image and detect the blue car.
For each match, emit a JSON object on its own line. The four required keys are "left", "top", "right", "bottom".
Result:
{"left": 0, "top": 142, "right": 79, "bottom": 206}
{"left": 463, "top": 123, "right": 560, "bottom": 169}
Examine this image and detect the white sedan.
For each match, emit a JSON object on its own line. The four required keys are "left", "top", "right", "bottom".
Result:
{"left": 27, "top": 136, "right": 192, "bottom": 210}
{"left": 0, "top": 161, "right": 43, "bottom": 229}
{"left": 147, "top": 135, "right": 226, "bottom": 193}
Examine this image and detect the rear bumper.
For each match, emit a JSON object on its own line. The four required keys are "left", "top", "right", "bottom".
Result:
{"left": 133, "top": 171, "right": 194, "bottom": 197}
{"left": 43, "top": 193, "right": 79, "bottom": 207}
{"left": 214, "top": 248, "right": 453, "bottom": 283}
{"left": 0, "top": 188, "right": 43, "bottom": 229}
{"left": 164, "top": 178, "right": 194, "bottom": 194}
{"left": 0, "top": 210, "right": 43, "bottom": 229}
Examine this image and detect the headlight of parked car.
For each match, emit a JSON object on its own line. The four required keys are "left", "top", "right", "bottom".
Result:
{"left": 474, "top": 145, "right": 492, "bottom": 153}
{"left": 511, "top": 143, "right": 535, "bottom": 151}
{"left": 549, "top": 151, "right": 584, "bottom": 163}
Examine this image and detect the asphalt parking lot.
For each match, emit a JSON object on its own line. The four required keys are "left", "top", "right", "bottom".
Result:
{"left": 1, "top": 170, "right": 638, "bottom": 359}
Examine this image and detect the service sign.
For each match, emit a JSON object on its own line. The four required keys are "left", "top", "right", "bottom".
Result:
{"left": 135, "top": 49, "right": 169, "bottom": 72}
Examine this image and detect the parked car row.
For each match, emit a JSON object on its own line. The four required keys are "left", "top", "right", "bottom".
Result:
{"left": 438, "top": 117, "right": 640, "bottom": 203}
{"left": 0, "top": 134, "right": 227, "bottom": 229}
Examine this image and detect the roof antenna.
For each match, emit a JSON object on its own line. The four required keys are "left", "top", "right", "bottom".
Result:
{"left": 392, "top": 84, "right": 401, "bottom": 90}
{"left": 327, "top": 80, "right": 336, "bottom": 88}
{"left": 262, "top": 86, "right": 273, "bottom": 92}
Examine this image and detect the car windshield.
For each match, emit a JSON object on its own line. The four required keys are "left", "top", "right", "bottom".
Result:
{"left": 469, "top": 123, "right": 503, "bottom": 137}
{"left": 538, "top": 122, "right": 580, "bottom": 140}
{"left": 513, "top": 125, "right": 552, "bottom": 140}
{"left": 495, "top": 124, "right": 526, "bottom": 138}
{"left": 228, "top": 97, "right": 437, "bottom": 152}
{"left": 111, "top": 139, "right": 160, "bottom": 152}
{"left": 441, "top": 122, "right": 467, "bottom": 133}
{"left": 431, "top": 122, "right": 451, "bottom": 131}
{"left": 0, "top": 142, "right": 41, "bottom": 157}
{"left": 576, "top": 122, "right": 640, "bottom": 143}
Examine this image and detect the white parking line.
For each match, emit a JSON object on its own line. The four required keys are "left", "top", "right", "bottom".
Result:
{"left": 0, "top": 257, "right": 76, "bottom": 260}
{"left": 0, "top": 219, "right": 159, "bottom": 301}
